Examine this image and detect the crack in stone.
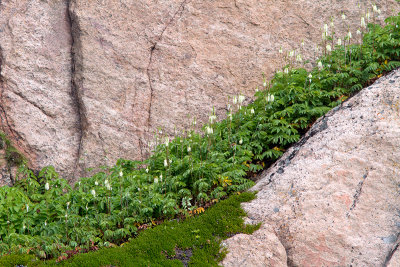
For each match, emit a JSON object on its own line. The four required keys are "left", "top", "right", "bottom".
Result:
{"left": 145, "top": 0, "right": 190, "bottom": 131}
{"left": 384, "top": 233, "right": 400, "bottom": 266}
{"left": 346, "top": 171, "right": 368, "bottom": 217}
{"left": 67, "top": 0, "right": 87, "bottom": 179}
{"left": 11, "top": 91, "right": 56, "bottom": 118}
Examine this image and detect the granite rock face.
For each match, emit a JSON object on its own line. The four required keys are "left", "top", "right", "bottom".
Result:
{"left": 0, "top": 0, "right": 80, "bottom": 182}
{"left": 223, "top": 69, "right": 400, "bottom": 266}
{"left": 222, "top": 224, "right": 288, "bottom": 267}
{"left": 0, "top": 0, "right": 399, "bottom": 181}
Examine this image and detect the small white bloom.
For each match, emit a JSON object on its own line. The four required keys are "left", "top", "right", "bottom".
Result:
{"left": 206, "top": 126, "right": 213, "bottom": 135}
{"left": 154, "top": 177, "right": 159, "bottom": 184}
{"left": 137, "top": 187, "right": 141, "bottom": 192}
{"left": 377, "top": 9, "right": 381, "bottom": 15}
{"left": 187, "top": 146, "right": 191, "bottom": 152}
{"left": 193, "top": 119, "right": 197, "bottom": 126}
{"left": 239, "top": 139, "right": 243, "bottom": 145}
{"left": 232, "top": 96, "right": 238, "bottom": 104}
{"left": 164, "top": 159, "right": 168, "bottom": 167}
{"left": 372, "top": 4, "right": 377, "bottom": 13}
{"left": 165, "top": 137, "right": 169, "bottom": 147}
{"left": 361, "top": 17, "right": 366, "bottom": 28}
{"left": 296, "top": 54, "right": 302, "bottom": 62}
{"left": 250, "top": 108, "right": 255, "bottom": 114}
{"left": 95, "top": 181, "right": 98, "bottom": 186}
{"left": 308, "top": 73, "right": 312, "bottom": 79}
{"left": 347, "top": 31, "right": 352, "bottom": 39}
{"left": 337, "top": 38, "right": 342, "bottom": 46}
{"left": 209, "top": 115, "right": 217, "bottom": 123}
{"left": 318, "top": 61, "right": 323, "bottom": 69}
{"left": 366, "top": 12, "right": 370, "bottom": 20}
{"left": 255, "top": 87, "right": 259, "bottom": 92}
{"left": 65, "top": 213, "right": 68, "bottom": 219}
{"left": 227, "top": 104, "right": 231, "bottom": 110}
{"left": 66, "top": 202, "right": 70, "bottom": 209}
{"left": 326, "top": 44, "right": 332, "bottom": 52}
{"left": 86, "top": 204, "right": 88, "bottom": 211}
{"left": 284, "top": 67, "right": 289, "bottom": 74}
{"left": 146, "top": 168, "right": 149, "bottom": 173}
{"left": 266, "top": 94, "right": 275, "bottom": 102}
{"left": 324, "top": 24, "right": 328, "bottom": 33}
{"left": 160, "top": 174, "right": 163, "bottom": 182}
{"left": 289, "top": 50, "right": 294, "bottom": 57}
{"left": 330, "top": 19, "right": 334, "bottom": 27}
{"left": 228, "top": 113, "right": 233, "bottom": 121}
{"left": 91, "top": 189, "right": 96, "bottom": 198}
{"left": 342, "top": 13, "right": 346, "bottom": 20}
{"left": 301, "top": 40, "right": 305, "bottom": 47}
{"left": 279, "top": 47, "right": 283, "bottom": 54}
{"left": 23, "top": 224, "right": 26, "bottom": 230}
{"left": 26, "top": 204, "right": 29, "bottom": 213}
{"left": 238, "top": 95, "right": 245, "bottom": 104}
{"left": 45, "top": 182, "right": 50, "bottom": 191}
{"left": 106, "top": 182, "right": 112, "bottom": 191}
{"left": 119, "top": 171, "right": 123, "bottom": 177}
{"left": 45, "top": 221, "right": 47, "bottom": 226}
{"left": 356, "top": 29, "right": 362, "bottom": 35}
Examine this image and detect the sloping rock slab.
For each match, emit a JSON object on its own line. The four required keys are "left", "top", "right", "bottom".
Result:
{"left": 222, "top": 224, "right": 287, "bottom": 267}
{"left": 224, "top": 69, "right": 400, "bottom": 266}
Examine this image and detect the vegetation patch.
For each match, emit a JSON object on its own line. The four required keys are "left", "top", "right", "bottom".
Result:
{"left": 0, "top": 132, "right": 25, "bottom": 167}
{"left": 0, "top": 192, "right": 259, "bottom": 266}
{"left": 0, "top": 6, "right": 399, "bottom": 265}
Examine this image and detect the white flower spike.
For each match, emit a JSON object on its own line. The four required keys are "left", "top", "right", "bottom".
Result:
{"left": 326, "top": 44, "right": 332, "bottom": 52}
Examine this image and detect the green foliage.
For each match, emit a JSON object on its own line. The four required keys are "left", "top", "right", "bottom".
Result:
{"left": 0, "top": 192, "right": 259, "bottom": 266}
{"left": 0, "top": 132, "right": 25, "bottom": 167}
{"left": 0, "top": 11, "right": 400, "bottom": 263}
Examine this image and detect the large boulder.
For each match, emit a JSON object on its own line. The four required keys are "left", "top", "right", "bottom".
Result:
{"left": 1, "top": 0, "right": 399, "bottom": 181}
{"left": 223, "top": 69, "right": 400, "bottom": 266}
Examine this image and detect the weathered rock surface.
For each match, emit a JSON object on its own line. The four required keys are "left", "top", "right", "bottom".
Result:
{"left": 222, "top": 224, "right": 288, "bottom": 267}
{"left": 1, "top": 0, "right": 399, "bottom": 181}
{"left": 223, "top": 69, "right": 400, "bottom": 266}
{"left": 0, "top": 0, "right": 80, "bottom": 181}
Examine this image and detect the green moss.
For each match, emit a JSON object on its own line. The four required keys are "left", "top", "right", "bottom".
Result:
{"left": 0, "top": 192, "right": 259, "bottom": 267}
{"left": 0, "top": 131, "right": 25, "bottom": 166}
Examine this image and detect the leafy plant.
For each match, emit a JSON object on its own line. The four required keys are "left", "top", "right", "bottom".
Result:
{"left": 0, "top": 10, "right": 399, "bottom": 262}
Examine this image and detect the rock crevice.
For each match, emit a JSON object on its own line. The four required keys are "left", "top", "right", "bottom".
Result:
{"left": 145, "top": 0, "right": 191, "bottom": 131}
{"left": 67, "top": 0, "right": 87, "bottom": 178}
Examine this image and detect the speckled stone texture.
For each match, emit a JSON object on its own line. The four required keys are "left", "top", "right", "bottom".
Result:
{"left": 223, "top": 69, "right": 400, "bottom": 266}
{"left": 222, "top": 224, "right": 288, "bottom": 267}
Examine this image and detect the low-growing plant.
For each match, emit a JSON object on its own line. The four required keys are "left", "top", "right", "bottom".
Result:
{"left": 0, "top": 9, "right": 399, "bottom": 262}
